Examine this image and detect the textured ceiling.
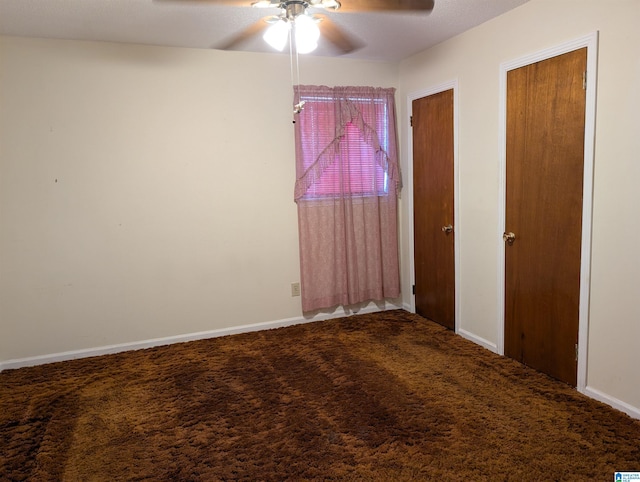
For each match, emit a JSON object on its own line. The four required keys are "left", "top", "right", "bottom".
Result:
{"left": 0, "top": 0, "right": 529, "bottom": 61}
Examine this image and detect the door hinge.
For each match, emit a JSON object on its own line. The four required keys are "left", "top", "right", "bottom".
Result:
{"left": 575, "top": 343, "right": 579, "bottom": 362}
{"left": 410, "top": 115, "right": 413, "bottom": 127}
{"left": 582, "top": 71, "right": 587, "bottom": 90}
{"left": 412, "top": 284, "right": 416, "bottom": 295}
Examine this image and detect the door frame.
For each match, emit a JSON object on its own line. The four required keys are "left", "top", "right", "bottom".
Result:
{"left": 407, "top": 80, "right": 460, "bottom": 333}
{"left": 497, "top": 32, "right": 599, "bottom": 392}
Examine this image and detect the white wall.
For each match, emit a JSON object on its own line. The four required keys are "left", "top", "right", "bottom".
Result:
{"left": 398, "top": 0, "right": 640, "bottom": 415}
{"left": 0, "top": 36, "right": 398, "bottom": 363}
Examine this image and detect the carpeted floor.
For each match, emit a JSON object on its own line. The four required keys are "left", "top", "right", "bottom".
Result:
{"left": 1, "top": 310, "right": 639, "bottom": 481}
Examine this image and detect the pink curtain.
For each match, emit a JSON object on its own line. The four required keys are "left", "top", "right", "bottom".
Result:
{"left": 294, "top": 85, "right": 401, "bottom": 313}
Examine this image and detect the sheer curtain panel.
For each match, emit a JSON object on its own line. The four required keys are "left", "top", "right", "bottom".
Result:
{"left": 294, "top": 85, "right": 401, "bottom": 313}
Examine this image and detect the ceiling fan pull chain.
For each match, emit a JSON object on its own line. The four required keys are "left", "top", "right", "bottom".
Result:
{"left": 290, "top": 27, "right": 297, "bottom": 122}
{"left": 291, "top": 24, "right": 306, "bottom": 121}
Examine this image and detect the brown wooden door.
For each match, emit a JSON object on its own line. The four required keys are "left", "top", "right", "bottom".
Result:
{"left": 504, "top": 48, "right": 587, "bottom": 386}
{"left": 413, "top": 89, "right": 455, "bottom": 330}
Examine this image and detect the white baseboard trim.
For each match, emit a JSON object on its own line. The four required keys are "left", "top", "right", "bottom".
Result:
{"left": 5, "top": 305, "right": 638, "bottom": 421}
{"left": 0, "top": 302, "right": 401, "bottom": 372}
{"left": 458, "top": 328, "right": 499, "bottom": 353}
{"left": 401, "top": 305, "right": 499, "bottom": 354}
{"left": 582, "top": 385, "right": 640, "bottom": 420}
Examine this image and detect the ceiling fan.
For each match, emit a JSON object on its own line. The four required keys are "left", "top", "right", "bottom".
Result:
{"left": 165, "top": 0, "right": 435, "bottom": 55}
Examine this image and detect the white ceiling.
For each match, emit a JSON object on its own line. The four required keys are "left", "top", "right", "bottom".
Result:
{"left": 0, "top": 0, "right": 529, "bottom": 62}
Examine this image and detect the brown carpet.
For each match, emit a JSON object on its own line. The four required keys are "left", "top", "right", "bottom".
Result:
{"left": 1, "top": 310, "right": 639, "bottom": 481}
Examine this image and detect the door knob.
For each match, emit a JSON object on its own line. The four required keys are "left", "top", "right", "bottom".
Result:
{"left": 442, "top": 224, "right": 453, "bottom": 234}
{"left": 503, "top": 232, "right": 516, "bottom": 245}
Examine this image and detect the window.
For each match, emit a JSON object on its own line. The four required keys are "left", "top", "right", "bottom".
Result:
{"left": 296, "top": 94, "right": 390, "bottom": 199}
{"left": 294, "top": 86, "right": 400, "bottom": 203}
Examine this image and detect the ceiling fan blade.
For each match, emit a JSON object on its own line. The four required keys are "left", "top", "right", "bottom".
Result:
{"left": 156, "top": 0, "right": 433, "bottom": 9}
{"left": 216, "top": 18, "right": 270, "bottom": 50}
{"left": 334, "top": 0, "right": 434, "bottom": 13}
{"left": 316, "top": 15, "right": 363, "bottom": 54}
{"left": 154, "top": 0, "right": 256, "bottom": 6}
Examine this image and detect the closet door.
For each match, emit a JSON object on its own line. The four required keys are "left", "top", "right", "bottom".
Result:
{"left": 413, "top": 89, "right": 455, "bottom": 330}
{"left": 504, "top": 48, "right": 587, "bottom": 386}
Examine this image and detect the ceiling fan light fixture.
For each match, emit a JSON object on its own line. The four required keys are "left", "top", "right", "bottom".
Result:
{"left": 319, "top": 0, "right": 341, "bottom": 10}
{"left": 294, "top": 14, "right": 320, "bottom": 53}
{"left": 263, "top": 18, "right": 290, "bottom": 51}
{"left": 251, "top": 0, "right": 276, "bottom": 8}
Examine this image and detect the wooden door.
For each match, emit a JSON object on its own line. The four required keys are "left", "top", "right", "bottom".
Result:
{"left": 413, "top": 89, "right": 455, "bottom": 330}
{"left": 504, "top": 48, "right": 587, "bottom": 386}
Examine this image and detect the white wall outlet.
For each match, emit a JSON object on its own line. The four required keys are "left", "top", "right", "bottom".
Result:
{"left": 291, "top": 282, "right": 301, "bottom": 297}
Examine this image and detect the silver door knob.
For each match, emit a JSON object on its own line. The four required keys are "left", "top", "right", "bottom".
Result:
{"left": 503, "top": 232, "right": 516, "bottom": 245}
{"left": 442, "top": 224, "right": 453, "bottom": 234}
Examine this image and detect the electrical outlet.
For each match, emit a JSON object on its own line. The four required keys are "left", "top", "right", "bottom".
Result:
{"left": 291, "top": 282, "right": 301, "bottom": 297}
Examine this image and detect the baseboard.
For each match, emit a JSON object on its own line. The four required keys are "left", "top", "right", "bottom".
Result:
{"left": 0, "top": 302, "right": 401, "bottom": 372}
{"left": 455, "top": 332, "right": 640, "bottom": 420}
{"left": 4, "top": 306, "right": 638, "bottom": 422}
{"left": 457, "top": 328, "right": 498, "bottom": 353}
{"left": 582, "top": 386, "right": 640, "bottom": 420}
{"left": 397, "top": 311, "right": 639, "bottom": 420}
